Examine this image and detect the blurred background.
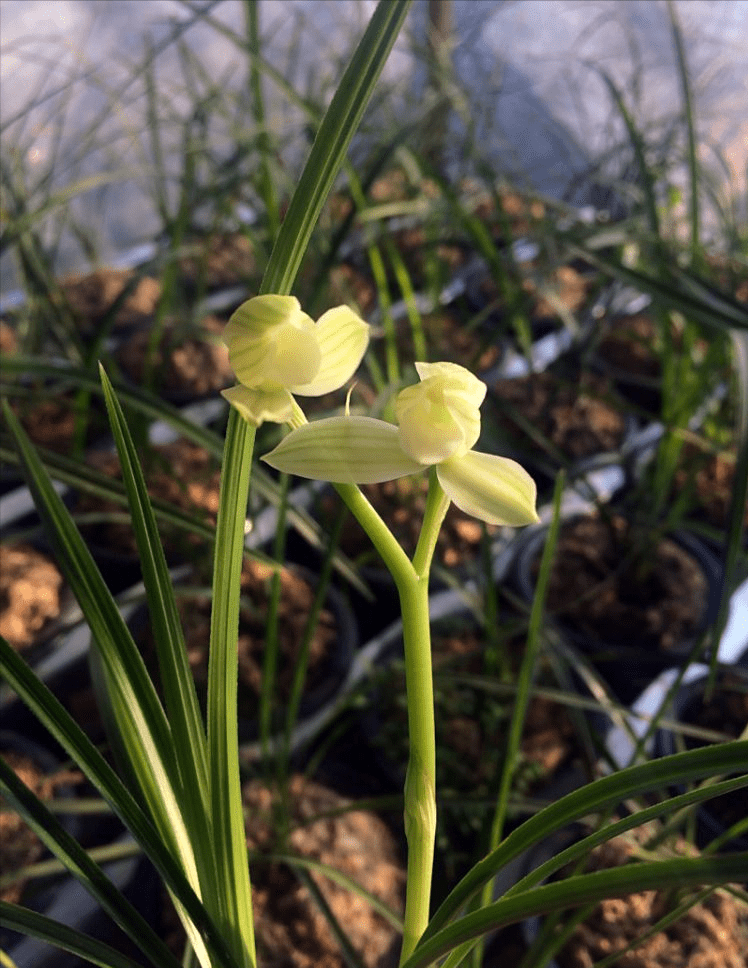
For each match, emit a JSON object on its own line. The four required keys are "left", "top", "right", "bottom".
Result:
{"left": 2, "top": 0, "right": 746, "bottom": 302}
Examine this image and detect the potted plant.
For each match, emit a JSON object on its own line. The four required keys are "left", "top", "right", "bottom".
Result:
{"left": 521, "top": 823, "right": 748, "bottom": 968}
{"left": 512, "top": 507, "right": 723, "bottom": 703}
{"left": 3, "top": 7, "right": 747, "bottom": 968}
{"left": 654, "top": 663, "right": 748, "bottom": 853}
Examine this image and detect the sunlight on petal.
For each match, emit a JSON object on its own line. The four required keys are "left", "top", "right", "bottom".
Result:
{"left": 414, "top": 361, "right": 487, "bottom": 409}
{"left": 437, "top": 450, "right": 539, "bottom": 526}
{"left": 224, "top": 294, "right": 319, "bottom": 389}
{"left": 291, "top": 305, "right": 370, "bottom": 396}
{"left": 263, "top": 416, "right": 423, "bottom": 484}
{"left": 396, "top": 362, "right": 484, "bottom": 463}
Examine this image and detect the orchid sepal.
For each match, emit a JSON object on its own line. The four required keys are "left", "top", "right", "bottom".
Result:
{"left": 221, "top": 385, "right": 294, "bottom": 427}
{"left": 262, "top": 416, "right": 423, "bottom": 484}
{"left": 436, "top": 450, "right": 539, "bottom": 527}
{"left": 262, "top": 413, "right": 539, "bottom": 528}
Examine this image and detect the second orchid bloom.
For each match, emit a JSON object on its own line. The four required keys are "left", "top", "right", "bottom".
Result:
{"left": 221, "top": 294, "right": 370, "bottom": 427}
{"left": 263, "top": 360, "right": 539, "bottom": 527}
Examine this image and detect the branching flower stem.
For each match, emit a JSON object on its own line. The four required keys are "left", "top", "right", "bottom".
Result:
{"left": 335, "top": 468, "right": 450, "bottom": 964}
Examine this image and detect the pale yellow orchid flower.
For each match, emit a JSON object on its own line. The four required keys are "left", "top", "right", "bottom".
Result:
{"left": 263, "top": 361, "right": 539, "bottom": 527}
{"left": 221, "top": 294, "right": 370, "bottom": 426}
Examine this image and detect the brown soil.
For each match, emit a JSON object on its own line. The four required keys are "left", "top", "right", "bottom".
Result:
{"left": 470, "top": 182, "right": 547, "bottom": 238}
{"left": 476, "top": 264, "right": 591, "bottom": 330}
{"left": 76, "top": 439, "right": 221, "bottom": 558}
{"left": 529, "top": 266, "right": 591, "bottom": 321}
{"left": 0, "top": 544, "right": 65, "bottom": 651}
{"left": 323, "top": 263, "right": 378, "bottom": 317}
{"left": 117, "top": 314, "right": 233, "bottom": 399}
{"left": 433, "top": 629, "right": 579, "bottom": 788}
{"left": 687, "top": 674, "right": 748, "bottom": 739}
{"left": 422, "top": 310, "right": 503, "bottom": 372}
{"left": 5, "top": 392, "right": 109, "bottom": 455}
{"left": 557, "top": 834, "right": 748, "bottom": 968}
{"left": 367, "top": 307, "right": 503, "bottom": 376}
{"left": 596, "top": 314, "right": 661, "bottom": 382}
{"left": 675, "top": 444, "right": 747, "bottom": 529}
{"left": 244, "top": 776, "right": 404, "bottom": 968}
{"left": 177, "top": 232, "right": 257, "bottom": 291}
{"left": 0, "top": 749, "right": 83, "bottom": 904}
{"left": 142, "top": 558, "right": 339, "bottom": 720}
{"left": 60, "top": 268, "right": 161, "bottom": 332}
{"left": 161, "top": 776, "right": 404, "bottom": 968}
{"left": 490, "top": 371, "right": 628, "bottom": 460}
{"left": 544, "top": 515, "right": 708, "bottom": 652}
{"left": 0, "top": 321, "right": 17, "bottom": 355}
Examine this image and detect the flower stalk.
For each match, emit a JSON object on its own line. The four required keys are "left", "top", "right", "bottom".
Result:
{"left": 223, "top": 297, "right": 539, "bottom": 963}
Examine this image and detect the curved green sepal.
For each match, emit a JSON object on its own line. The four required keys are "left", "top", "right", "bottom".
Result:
{"left": 437, "top": 450, "right": 539, "bottom": 526}
{"left": 263, "top": 415, "right": 423, "bottom": 483}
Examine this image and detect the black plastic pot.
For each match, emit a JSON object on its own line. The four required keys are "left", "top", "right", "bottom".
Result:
{"left": 5, "top": 834, "right": 158, "bottom": 968}
{"left": 116, "top": 563, "right": 357, "bottom": 747}
{"left": 653, "top": 664, "right": 748, "bottom": 854}
{"left": 512, "top": 518, "right": 723, "bottom": 704}
{"left": 0, "top": 617, "right": 104, "bottom": 753}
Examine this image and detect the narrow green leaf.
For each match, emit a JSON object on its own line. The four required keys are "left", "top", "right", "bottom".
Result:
{"left": 0, "top": 902, "right": 148, "bottom": 968}
{"left": 424, "top": 742, "right": 748, "bottom": 940}
{"left": 99, "top": 365, "right": 211, "bottom": 825}
{"left": 567, "top": 248, "right": 748, "bottom": 332}
{"left": 403, "top": 853, "right": 748, "bottom": 968}
{"left": 667, "top": 0, "right": 700, "bottom": 261}
{"left": 259, "top": 0, "right": 412, "bottom": 296}
{"left": 2, "top": 402, "right": 213, "bottom": 964}
{"left": 0, "top": 636, "right": 240, "bottom": 968}
{"left": 0, "top": 757, "right": 182, "bottom": 968}
{"left": 206, "top": 413, "right": 257, "bottom": 968}
{"left": 100, "top": 364, "right": 226, "bottom": 960}
{"left": 504, "top": 774, "right": 748, "bottom": 900}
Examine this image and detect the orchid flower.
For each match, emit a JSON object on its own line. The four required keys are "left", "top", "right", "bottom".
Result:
{"left": 221, "top": 294, "right": 370, "bottom": 426}
{"left": 263, "top": 361, "right": 539, "bottom": 527}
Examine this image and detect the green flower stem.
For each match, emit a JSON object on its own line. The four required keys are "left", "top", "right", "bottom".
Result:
{"left": 333, "top": 482, "right": 415, "bottom": 588}
{"left": 335, "top": 470, "right": 448, "bottom": 963}
{"left": 398, "top": 571, "right": 437, "bottom": 964}
{"left": 412, "top": 468, "right": 451, "bottom": 579}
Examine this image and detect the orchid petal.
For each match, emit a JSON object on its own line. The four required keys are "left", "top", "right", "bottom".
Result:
{"left": 414, "top": 361, "right": 487, "bottom": 409}
{"left": 263, "top": 416, "right": 423, "bottom": 484}
{"left": 290, "top": 305, "right": 370, "bottom": 396}
{"left": 436, "top": 450, "right": 539, "bottom": 526}
{"left": 396, "top": 382, "right": 472, "bottom": 463}
{"left": 221, "top": 384, "right": 294, "bottom": 427}
{"left": 224, "top": 295, "right": 320, "bottom": 390}
{"left": 396, "top": 362, "right": 485, "bottom": 463}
